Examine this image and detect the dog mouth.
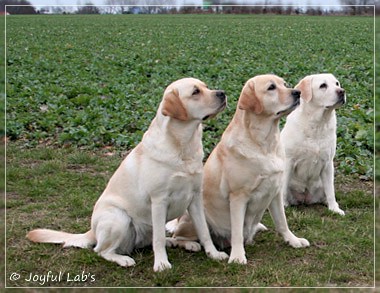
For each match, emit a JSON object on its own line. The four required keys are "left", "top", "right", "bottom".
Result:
{"left": 202, "top": 100, "right": 227, "bottom": 121}
{"left": 325, "top": 97, "right": 346, "bottom": 109}
{"left": 276, "top": 99, "right": 300, "bottom": 116}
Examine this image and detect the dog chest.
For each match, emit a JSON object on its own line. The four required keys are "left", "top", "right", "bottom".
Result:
{"left": 293, "top": 139, "right": 335, "bottom": 180}
{"left": 165, "top": 171, "right": 202, "bottom": 220}
{"left": 232, "top": 169, "right": 283, "bottom": 209}
{"left": 243, "top": 174, "right": 283, "bottom": 224}
{"left": 255, "top": 171, "right": 282, "bottom": 198}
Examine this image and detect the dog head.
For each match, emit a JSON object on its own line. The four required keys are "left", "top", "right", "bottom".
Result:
{"left": 238, "top": 74, "right": 300, "bottom": 118}
{"left": 161, "top": 78, "right": 227, "bottom": 121}
{"left": 295, "top": 74, "right": 346, "bottom": 110}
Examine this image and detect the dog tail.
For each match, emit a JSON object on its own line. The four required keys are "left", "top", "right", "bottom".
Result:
{"left": 27, "top": 229, "right": 96, "bottom": 249}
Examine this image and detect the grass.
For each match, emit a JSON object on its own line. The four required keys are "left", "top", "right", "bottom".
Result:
{"left": 0, "top": 12, "right": 5, "bottom": 288}
{"left": 5, "top": 14, "right": 375, "bottom": 288}
{"left": 374, "top": 15, "right": 380, "bottom": 290}
{"left": 5, "top": 144, "right": 374, "bottom": 288}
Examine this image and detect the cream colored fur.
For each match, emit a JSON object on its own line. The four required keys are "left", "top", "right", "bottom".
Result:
{"left": 281, "top": 73, "right": 346, "bottom": 215}
{"left": 27, "top": 78, "right": 229, "bottom": 272}
{"left": 167, "top": 75, "right": 310, "bottom": 264}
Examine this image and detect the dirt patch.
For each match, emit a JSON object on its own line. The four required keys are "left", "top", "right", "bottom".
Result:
{"left": 335, "top": 174, "right": 373, "bottom": 195}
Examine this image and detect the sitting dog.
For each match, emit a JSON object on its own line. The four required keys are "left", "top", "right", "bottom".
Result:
{"left": 27, "top": 78, "right": 229, "bottom": 272}
{"left": 167, "top": 75, "right": 310, "bottom": 264}
{"left": 280, "top": 73, "right": 346, "bottom": 215}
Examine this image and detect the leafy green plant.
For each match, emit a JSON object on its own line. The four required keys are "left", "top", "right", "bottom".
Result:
{"left": 6, "top": 15, "right": 373, "bottom": 178}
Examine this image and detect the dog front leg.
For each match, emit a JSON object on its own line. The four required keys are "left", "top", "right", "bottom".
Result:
{"left": 151, "top": 199, "right": 172, "bottom": 272}
{"left": 322, "top": 161, "right": 345, "bottom": 215}
{"left": 268, "top": 192, "right": 310, "bottom": 248}
{"left": 228, "top": 196, "right": 248, "bottom": 264}
{"left": 188, "top": 193, "right": 229, "bottom": 261}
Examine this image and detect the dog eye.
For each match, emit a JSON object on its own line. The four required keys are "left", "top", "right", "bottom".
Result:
{"left": 192, "top": 88, "right": 200, "bottom": 95}
{"left": 268, "top": 84, "right": 276, "bottom": 91}
{"left": 336, "top": 82, "right": 340, "bottom": 86}
{"left": 320, "top": 83, "right": 327, "bottom": 89}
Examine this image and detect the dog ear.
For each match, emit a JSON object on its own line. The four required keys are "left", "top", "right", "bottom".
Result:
{"left": 161, "top": 89, "right": 188, "bottom": 121}
{"left": 295, "top": 76, "right": 312, "bottom": 103}
{"left": 238, "top": 80, "right": 263, "bottom": 114}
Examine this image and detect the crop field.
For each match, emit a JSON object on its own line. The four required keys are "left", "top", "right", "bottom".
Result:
{"left": 5, "top": 14, "right": 374, "bottom": 288}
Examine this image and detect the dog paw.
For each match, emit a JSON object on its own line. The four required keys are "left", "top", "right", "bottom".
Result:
{"left": 228, "top": 254, "right": 247, "bottom": 265}
{"left": 165, "top": 238, "right": 178, "bottom": 248}
{"left": 288, "top": 237, "right": 310, "bottom": 248}
{"left": 208, "top": 250, "right": 229, "bottom": 261}
{"left": 329, "top": 206, "right": 345, "bottom": 216}
{"left": 153, "top": 260, "right": 172, "bottom": 272}
{"left": 184, "top": 241, "right": 201, "bottom": 252}
{"left": 256, "top": 223, "right": 268, "bottom": 232}
{"left": 99, "top": 252, "right": 136, "bottom": 267}
{"left": 120, "top": 256, "right": 136, "bottom": 267}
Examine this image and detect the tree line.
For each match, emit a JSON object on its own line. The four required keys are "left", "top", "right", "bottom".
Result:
{"left": 0, "top": 0, "right": 376, "bottom": 16}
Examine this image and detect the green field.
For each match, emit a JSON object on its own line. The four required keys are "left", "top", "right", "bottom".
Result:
{"left": 5, "top": 14, "right": 374, "bottom": 288}
{"left": 6, "top": 14, "right": 373, "bottom": 178}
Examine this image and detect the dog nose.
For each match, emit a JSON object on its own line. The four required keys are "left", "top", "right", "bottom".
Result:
{"left": 216, "top": 90, "right": 226, "bottom": 102}
{"left": 337, "top": 89, "right": 346, "bottom": 105}
{"left": 291, "top": 90, "right": 301, "bottom": 99}
{"left": 337, "top": 89, "right": 345, "bottom": 98}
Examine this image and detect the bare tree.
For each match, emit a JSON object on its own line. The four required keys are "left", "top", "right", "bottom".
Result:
{"left": 103, "top": 0, "right": 137, "bottom": 14}
{"left": 103, "top": 0, "right": 175, "bottom": 14}
{"left": 284, "top": 5, "right": 294, "bottom": 15}
{"left": 1, "top": 0, "right": 37, "bottom": 14}
{"left": 339, "top": 0, "right": 375, "bottom": 15}
{"left": 271, "top": 0, "right": 284, "bottom": 15}
{"left": 141, "top": 0, "right": 176, "bottom": 14}
{"left": 103, "top": 0, "right": 118, "bottom": 14}
{"left": 77, "top": 1, "right": 100, "bottom": 14}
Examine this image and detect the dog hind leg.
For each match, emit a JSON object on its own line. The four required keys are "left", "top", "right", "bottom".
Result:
{"left": 93, "top": 208, "right": 136, "bottom": 267}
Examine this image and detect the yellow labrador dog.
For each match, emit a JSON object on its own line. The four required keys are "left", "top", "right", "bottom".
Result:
{"left": 168, "top": 75, "right": 310, "bottom": 264}
{"left": 27, "top": 78, "right": 228, "bottom": 272}
{"left": 281, "top": 74, "right": 346, "bottom": 215}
